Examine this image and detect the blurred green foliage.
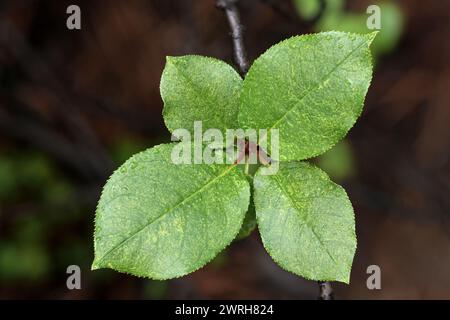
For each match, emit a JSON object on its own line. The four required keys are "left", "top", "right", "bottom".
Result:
{"left": 0, "top": 215, "right": 50, "bottom": 281}
{"left": 0, "top": 243, "right": 50, "bottom": 281}
{"left": 0, "top": 158, "right": 17, "bottom": 199}
{"left": 315, "top": 139, "right": 356, "bottom": 182}
{"left": 0, "top": 151, "right": 77, "bottom": 283}
{"left": 0, "top": 152, "right": 73, "bottom": 203}
{"left": 110, "top": 136, "right": 147, "bottom": 165}
{"left": 0, "top": 138, "right": 164, "bottom": 290}
{"left": 294, "top": 0, "right": 343, "bottom": 20}
{"left": 294, "top": 0, "right": 404, "bottom": 57}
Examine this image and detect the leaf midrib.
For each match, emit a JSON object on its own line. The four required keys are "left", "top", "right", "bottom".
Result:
{"left": 94, "top": 164, "right": 237, "bottom": 266}
{"left": 172, "top": 63, "right": 239, "bottom": 123}
{"left": 272, "top": 174, "right": 338, "bottom": 265}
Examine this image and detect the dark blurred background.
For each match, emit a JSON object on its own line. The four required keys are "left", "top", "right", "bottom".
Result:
{"left": 0, "top": 0, "right": 449, "bottom": 299}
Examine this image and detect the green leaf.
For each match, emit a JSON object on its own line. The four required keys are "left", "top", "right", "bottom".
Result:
{"left": 0, "top": 157, "right": 17, "bottom": 199}
{"left": 93, "top": 143, "right": 250, "bottom": 279}
{"left": 253, "top": 162, "right": 356, "bottom": 283}
{"left": 161, "top": 55, "right": 242, "bottom": 136}
{"left": 239, "top": 31, "right": 375, "bottom": 161}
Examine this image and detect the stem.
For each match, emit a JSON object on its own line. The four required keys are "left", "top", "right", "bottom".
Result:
{"left": 216, "top": 0, "right": 249, "bottom": 75}
{"left": 318, "top": 281, "right": 334, "bottom": 300}
{"left": 216, "top": 0, "right": 333, "bottom": 300}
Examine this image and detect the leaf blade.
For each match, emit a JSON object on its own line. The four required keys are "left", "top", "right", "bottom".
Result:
{"left": 161, "top": 55, "right": 242, "bottom": 136}
{"left": 93, "top": 143, "right": 250, "bottom": 279}
{"left": 254, "top": 162, "right": 356, "bottom": 283}
{"left": 239, "top": 31, "right": 375, "bottom": 161}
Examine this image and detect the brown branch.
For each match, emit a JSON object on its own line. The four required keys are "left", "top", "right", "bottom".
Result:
{"left": 216, "top": 0, "right": 249, "bottom": 75}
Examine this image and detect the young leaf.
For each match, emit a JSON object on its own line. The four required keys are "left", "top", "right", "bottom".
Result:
{"left": 161, "top": 55, "right": 242, "bottom": 136}
{"left": 253, "top": 162, "right": 356, "bottom": 283}
{"left": 93, "top": 143, "right": 250, "bottom": 279}
{"left": 239, "top": 31, "right": 375, "bottom": 161}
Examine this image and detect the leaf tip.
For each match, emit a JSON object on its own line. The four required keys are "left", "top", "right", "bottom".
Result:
{"left": 91, "top": 263, "right": 100, "bottom": 271}
{"left": 339, "top": 273, "right": 351, "bottom": 284}
{"left": 91, "top": 257, "right": 103, "bottom": 271}
{"left": 335, "top": 266, "right": 352, "bottom": 284}
{"left": 165, "top": 55, "right": 178, "bottom": 65}
{"left": 366, "top": 31, "right": 379, "bottom": 45}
